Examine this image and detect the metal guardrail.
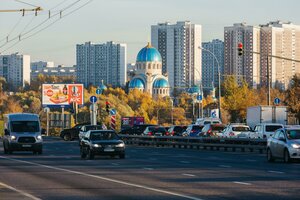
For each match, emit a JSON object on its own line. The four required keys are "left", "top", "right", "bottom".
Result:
{"left": 118, "top": 135, "right": 268, "bottom": 154}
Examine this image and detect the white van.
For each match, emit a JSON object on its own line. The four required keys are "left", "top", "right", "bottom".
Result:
{"left": 3, "top": 113, "right": 43, "bottom": 154}
{"left": 195, "top": 117, "right": 222, "bottom": 126}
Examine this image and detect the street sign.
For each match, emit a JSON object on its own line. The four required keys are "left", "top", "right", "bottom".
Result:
{"left": 274, "top": 97, "right": 280, "bottom": 105}
{"left": 110, "top": 108, "right": 116, "bottom": 116}
{"left": 89, "top": 96, "right": 97, "bottom": 103}
{"left": 96, "top": 88, "right": 102, "bottom": 95}
{"left": 197, "top": 94, "right": 203, "bottom": 101}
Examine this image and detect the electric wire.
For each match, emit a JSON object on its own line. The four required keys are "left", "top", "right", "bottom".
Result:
{"left": 0, "top": 0, "right": 82, "bottom": 49}
{"left": 0, "top": 0, "right": 93, "bottom": 54}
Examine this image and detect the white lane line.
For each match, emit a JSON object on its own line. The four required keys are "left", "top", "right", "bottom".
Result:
{"left": 180, "top": 161, "right": 190, "bottom": 164}
{"left": 0, "top": 156, "right": 203, "bottom": 200}
{"left": 182, "top": 174, "right": 196, "bottom": 177}
{"left": 143, "top": 168, "right": 154, "bottom": 170}
{"left": 0, "top": 181, "right": 41, "bottom": 200}
{"left": 233, "top": 181, "right": 252, "bottom": 186}
{"left": 246, "top": 159, "right": 257, "bottom": 162}
{"left": 111, "top": 163, "right": 120, "bottom": 166}
{"left": 268, "top": 170, "right": 285, "bottom": 174}
{"left": 219, "top": 165, "right": 231, "bottom": 168}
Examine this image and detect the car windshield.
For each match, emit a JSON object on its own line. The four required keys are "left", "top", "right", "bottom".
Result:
{"left": 192, "top": 126, "right": 203, "bottom": 130}
{"left": 174, "top": 126, "right": 187, "bottom": 132}
{"left": 287, "top": 130, "right": 300, "bottom": 140}
{"left": 212, "top": 125, "right": 225, "bottom": 131}
{"left": 85, "top": 126, "right": 102, "bottom": 131}
{"left": 266, "top": 125, "right": 282, "bottom": 132}
{"left": 90, "top": 131, "right": 118, "bottom": 140}
{"left": 232, "top": 126, "right": 250, "bottom": 132}
{"left": 148, "top": 127, "right": 166, "bottom": 133}
{"left": 11, "top": 121, "right": 39, "bottom": 133}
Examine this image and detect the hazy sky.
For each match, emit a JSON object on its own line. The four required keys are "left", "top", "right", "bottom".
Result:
{"left": 0, "top": 0, "right": 299, "bottom": 66}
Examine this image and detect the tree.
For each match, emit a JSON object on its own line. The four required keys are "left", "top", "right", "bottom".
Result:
{"left": 285, "top": 75, "right": 300, "bottom": 122}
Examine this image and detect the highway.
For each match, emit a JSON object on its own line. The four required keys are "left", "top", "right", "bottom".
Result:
{"left": 0, "top": 137, "right": 299, "bottom": 200}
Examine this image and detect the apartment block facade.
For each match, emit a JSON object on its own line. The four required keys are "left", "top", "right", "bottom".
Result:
{"left": 76, "top": 41, "right": 127, "bottom": 87}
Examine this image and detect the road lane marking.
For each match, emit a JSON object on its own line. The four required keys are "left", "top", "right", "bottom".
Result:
{"left": 0, "top": 156, "right": 203, "bottom": 200}
{"left": 233, "top": 181, "right": 252, "bottom": 186}
{"left": 182, "top": 174, "right": 196, "bottom": 177}
{"left": 180, "top": 161, "right": 190, "bottom": 164}
{"left": 218, "top": 165, "right": 231, "bottom": 168}
{"left": 111, "top": 163, "right": 120, "bottom": 166}
{"left": 143, "top": 168, "right": 154, "bottom": 170}
{"left": 0, "top": 181, "right": 41, "bottom": 200}
{"left": 268, "top": 170, "right": 285, "bottom": 174}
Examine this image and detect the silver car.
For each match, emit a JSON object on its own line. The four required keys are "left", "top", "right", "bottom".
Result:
{"left": 267, "top": 127, "right": 300, "bottom": 163}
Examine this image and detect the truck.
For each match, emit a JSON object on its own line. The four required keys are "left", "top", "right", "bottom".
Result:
{"left": 246, "top": 106, "right": 288, "bottom": 130}
{"left": 3, "top": 113, "right": 43, "bottom": 154}
{"left": 121, "top": 117, "right": 145, "bottom": 129}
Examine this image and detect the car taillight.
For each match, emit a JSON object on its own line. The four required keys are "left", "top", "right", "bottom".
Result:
{"left": 148, "top": 132, "right": 153, "bottom": 136}
{"left": 171, "top": 131, "right": 175, "bottom": 136}
{"left": 207, "top": 128, "right": 212, "bottom": 135}
{"left": 191, "top": 130, "right": 196, "bottom": 133}
{"left": 229, "top": 132, "right": 235, "bottom": 136}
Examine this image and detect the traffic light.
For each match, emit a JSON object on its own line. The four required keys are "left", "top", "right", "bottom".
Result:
{"left": 106, "top": 101, "right": 110, "bottom": 113}
{"left": 238, "top": 42, "right": 243, "bottom": 56}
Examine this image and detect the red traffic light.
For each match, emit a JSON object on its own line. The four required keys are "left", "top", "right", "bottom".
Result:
{"left": 238, "top": 43, "right": 243, "bottom": 56}
{"left": 238, "top": 43, "right": 243, "bottom": 48}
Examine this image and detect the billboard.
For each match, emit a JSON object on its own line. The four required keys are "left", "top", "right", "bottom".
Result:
{"left": 121, "top": 117, "right": 145, "bottom": 128}
{"left": 42, "top": 84, "right": 84, "bottom": 107}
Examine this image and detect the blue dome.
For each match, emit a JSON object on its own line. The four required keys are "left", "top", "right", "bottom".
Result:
{"left": 153, "top": 78, "right": 169, "bottom": 88}
{"left": 129, "top": 78, "right": 145, "bottom": 89}
{"left": 136, "top": 43, "right": 162, "bottom": 62}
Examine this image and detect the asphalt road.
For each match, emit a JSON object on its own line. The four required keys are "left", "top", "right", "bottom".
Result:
{"left": 0, "top": 137, "right": 299, "bottom": 200}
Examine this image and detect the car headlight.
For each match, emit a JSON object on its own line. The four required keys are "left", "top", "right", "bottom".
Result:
{"left": 291, "top": 143, "right": 300, "bottom": 149}
{"left": 10, "top": 135, "right": 16, "bottom": 140}
{"left": 116, "top": 143, "right": 125, "bottom": 148}
{"left": 37, "top": 135, "right": 43, "bottom": 141}
{"left": 93, "top": 144, "right": 101, "bottom": 148}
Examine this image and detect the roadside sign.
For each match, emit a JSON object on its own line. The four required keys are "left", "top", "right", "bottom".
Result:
{"left": 110, "top": 108, "right": 116, "bottom": 116}
{"left": 274, "top": 97, "right": 280, "bottom": 105}
{"left": 90, "top": 96, "right": 97, "bottom": 103}
{"left": 197, "top": 94, "right": 202, "bottom": 101}
{"left": 96, "top": 88, "right": 102, "bottom": 95}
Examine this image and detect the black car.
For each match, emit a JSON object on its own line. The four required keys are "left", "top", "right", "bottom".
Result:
{"left": 119, "top": 124, "right": 157, "bottom": 135}
{"left": 80, "top": 130, "right": 125, "bottom": 159}
{"left": 167, "top": 125, "right": 187, "bottom": 136}
{"left": 60, "top": 122, "right": 100, "bottom": 141}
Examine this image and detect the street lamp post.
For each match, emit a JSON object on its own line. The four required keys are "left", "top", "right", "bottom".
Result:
{"left": 199, "top": 46, "right": 222, "bottom": 120}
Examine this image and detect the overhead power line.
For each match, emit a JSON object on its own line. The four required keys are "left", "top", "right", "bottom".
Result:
{"left": 0, "top": 0, "right": 93, "bottom": 54}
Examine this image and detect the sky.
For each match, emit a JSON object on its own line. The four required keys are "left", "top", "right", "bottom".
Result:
{"left": 0, "top": 0, "right": 299, "bottom": 66}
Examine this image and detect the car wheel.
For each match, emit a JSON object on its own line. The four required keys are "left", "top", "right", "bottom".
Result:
{"left": 119, "top": 153, "right": 125, "bottom": 159}
{"left": 3, "top": 142, "right": 8, "bottom": 154}
{"left": 88, "top": 148, "right": 94, "bottom": 160}
{"left": 63, "top": 134, "right": 71, "bottom": 141}
{"left": 80, "top": 147, "right": 87, "bottom": 159}
{"left": 283, "top": 149, "right": 291, "bottom": 163}
{"left": 267, "top": 148, "right": 275, "bottom": 162}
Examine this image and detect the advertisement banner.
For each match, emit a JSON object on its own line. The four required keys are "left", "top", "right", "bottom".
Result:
{"left": 42, "top": 84, "right": 84, "bottom": 107}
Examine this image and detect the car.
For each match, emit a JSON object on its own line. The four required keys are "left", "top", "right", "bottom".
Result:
{"left": 142, "top": 126, "right": 167, "bottom": 136}
{"left": 253, "top": 123, "right": 284, "bottom": 139}
{"left": 195, "top": 117, "right": 222, "bottom": 126}
{"left": 60, "top": 122, "right": 101, "bottom": 141}
{"left": 119, "top": 124, "right": 157, "bottom": 135}
{"left": 267, "top": 127, "right": 300, "bottom": 163}
{"left": 80, "top": 130, "right": 125, "bottom": 159}
{"left": 167, "top": 125, "right": 187, "bottom": 136}
{"left": 183, "top": 125, "right": 204, "bottom": 137}
{"left": 199, "top": 124, "right": 226, "bottom": 137}
{"left": 222, "top": 124, "right": 251, "bottom": 138}
{"left": 78, "top": 125, "right": 103, "bottom": 142}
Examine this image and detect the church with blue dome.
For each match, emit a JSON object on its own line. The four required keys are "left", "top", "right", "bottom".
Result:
{"left": 128, "top": 43, "right": 170, "bottom": 98}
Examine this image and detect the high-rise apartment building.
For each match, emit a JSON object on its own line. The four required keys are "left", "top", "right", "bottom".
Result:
{"left": 202, "top": 39, "right": 224, "bottom": 90}
{"left": 260, "top": 21, "right": 300, "bottom": 90}
{"left": 151, "top": 21, "right": 202, "bottom": 91}
{"left": 224, "top": 23, "right": 261, "bottom": 88}
{"left": 76, "top": 41, "right": 127, "bottom": 87}
{"left": 0, "top": 53, "right": 30, "bottom": 90}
